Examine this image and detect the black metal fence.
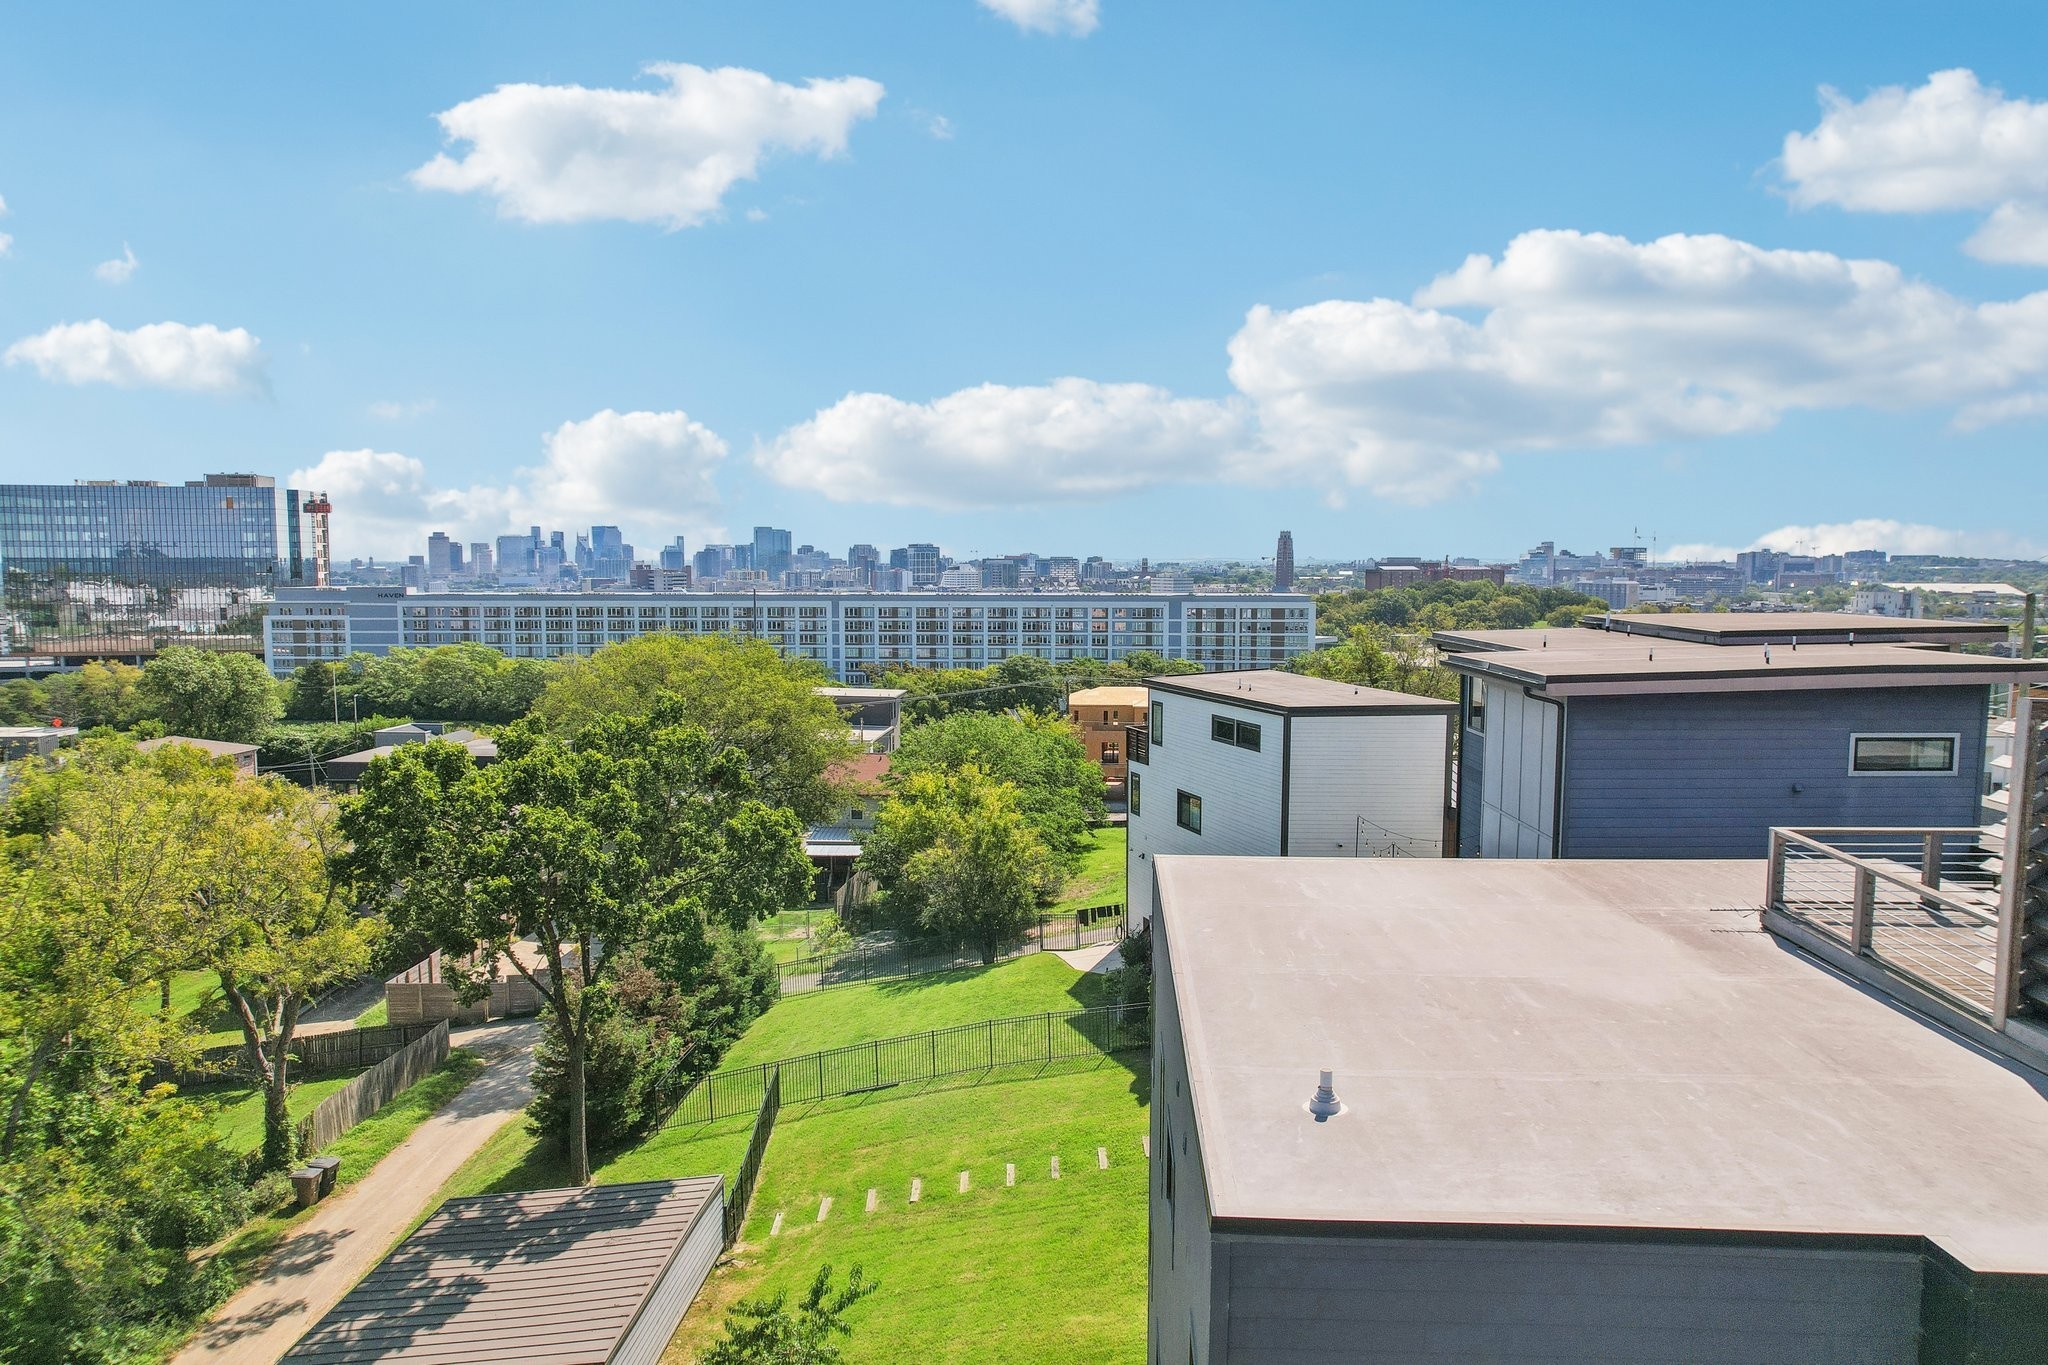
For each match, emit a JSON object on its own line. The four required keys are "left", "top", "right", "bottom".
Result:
{"left": 724, "top": 1066, "right": 780, "bottom": 1247}
{"left": 663, "top": 1001, "right": 1149, "bottom": 1130}
{"left": 775, "top": 909, "right": 1126, "bottom": 995}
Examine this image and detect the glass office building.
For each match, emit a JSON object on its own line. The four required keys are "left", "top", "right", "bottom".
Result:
{"left": 0, "top": 474, "right": 308, "bottom": 659}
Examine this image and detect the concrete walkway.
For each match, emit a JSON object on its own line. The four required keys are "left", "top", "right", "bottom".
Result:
{"left": 171, "top": 1018, "right": 543, "bottom": 1365}
{"left": 1054, "top": 942, "right": 1122, "bottom": 974}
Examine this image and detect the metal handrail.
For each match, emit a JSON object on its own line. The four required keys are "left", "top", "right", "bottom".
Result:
{"left": 1771, "top": 828, "right": 1999, "bottom": 925}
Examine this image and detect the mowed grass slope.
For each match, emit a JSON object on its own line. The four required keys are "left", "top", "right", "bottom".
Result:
{"left": 662, "top": 1060, "right": 1150, "bottom": 1365}
{"left": 422, "top": 954, "right": 1125, "bottom": 1224}
{"left": 722, "top": 954, "right": 1112, "bottom": 1070}
{"left": 1054, "top": 825, "right": 1125, "bottom": 913}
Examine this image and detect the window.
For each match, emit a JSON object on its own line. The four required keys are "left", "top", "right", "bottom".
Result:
{"left": 1131, "top": 772, "right": 1141, "bottom": 816}
{"left": 1176, "top": 790, "right": 1201, "bottom": 834}
{"left": 1101, "top": 743, "right": 1120, "bottom": 764}
{"left": 1150, "top": 699, "right": 1164, "bottom": 745}
{"left": 1210, "top": 715, "right": 1261, "bottom": 751}
{"left": 1466, "top": 682, "right": 1486, "bottom": 734}
{"left": 1851, "top": 734, "right": 1958, "bottom": 775}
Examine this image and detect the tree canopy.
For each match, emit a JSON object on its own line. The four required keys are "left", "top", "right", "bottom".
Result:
{"left": 135, "top": 647, "right": 282, "bottom": 744}
{"left": 888, "top": 708, "right": 1102, "bottom": 862}
{"left": 339, "top": 705, "right": 812, "bottom": 1183}
{"left": 876, "top": 652, "right": 1200, "bottom": 723}
{"left": 529, "top": 635, "right": 852, "bottom": 823}
{"left": 859, "top": 766, "right": 1060, "bottom": 962}
{"left": 287, "top": 645, "right": 550, "bottom": 725}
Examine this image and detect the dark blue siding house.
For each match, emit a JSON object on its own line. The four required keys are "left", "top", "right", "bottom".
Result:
{"left": 1439, "top": 613, "right": 2044, "bottom": 861}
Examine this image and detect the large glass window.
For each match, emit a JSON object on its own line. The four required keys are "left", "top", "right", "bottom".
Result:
{"left": 1176, "top": 790, "right": 1201, "bottom": 834}
{"left": 1211, "top": 715, "right": 1261, "bottom": 751}
{"left": 1850, "top": 735, "right": 1957, "bottom": 775}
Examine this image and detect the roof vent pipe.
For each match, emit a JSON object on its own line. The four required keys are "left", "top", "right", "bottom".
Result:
{"left": 1305, "top": 1069, "right": 1345, "bottom": 1122}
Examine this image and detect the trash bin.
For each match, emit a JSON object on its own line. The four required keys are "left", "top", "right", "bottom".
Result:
{"left": 307, "top": 1156, "right": 341, "bottom": 1196}
{"left": 291, "top": 1168, "right": 324, "bottom": 1208}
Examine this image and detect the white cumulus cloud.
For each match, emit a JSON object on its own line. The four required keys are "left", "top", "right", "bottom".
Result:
{"left": 762, "top": 229, "right": 2048, "bottom": 510}
{"left": 94, "top": 245, "right": 138, "bottom": 284}
{"left": 758, "top": 378, "right": 1250, "bottom": 510}
{"left": 1780, "top": 69, "right": 2048, "bottom": 264}
{"left": 3, "top": 320, "right": 265, "bottom": 393}
{"left": 1669, "top": 520, "right": 2046, "bottom": 562}
{"left": 290, "top": 409, "right": 728, "bottom": 560}
{"left": 411, "top": 63, "right": 885, "bottom": 228}
{"left": 978, "top": 0, "right": 1099, "bottom": 35}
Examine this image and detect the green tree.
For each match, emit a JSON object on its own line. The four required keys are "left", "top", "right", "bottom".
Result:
{"left": 531, "top": 636, "right": 851, "bottom": 823}
{"left": 339, "top": 705, "right": 811, "bottom": 1184}
{"left": 137, "top": 646, "right": 281, "bottom": 743}
{"left": 185, "top": 773, "right": 377, "bottom": 1170}
{"left": 889, "top": 709, "right": 1102, "bottom": 863}
{"left": 862, "top": 767, "right": 1060, "bottom": 962}
{"left": 700, "top": 1264, "right": 877, "bottom": 1365}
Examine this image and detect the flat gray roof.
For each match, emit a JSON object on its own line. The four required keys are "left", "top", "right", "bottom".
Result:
{"left": 1594, "top": 611, "right": 2012, "bottom": 646}
{"left": 1441, "top": 636, "right": 2048, "bottom": 695}
{"left": 1155, "top": 856, "right": 2048, "bottom": 1272}
{"left": 285, "top": 1178, "right": 721, "bottom": 1362}
{"left": 1148, "top": 669, "right": 1456, "bottom": 715}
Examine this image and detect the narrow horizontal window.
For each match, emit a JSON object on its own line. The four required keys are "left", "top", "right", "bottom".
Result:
{"left": 1850, "top": 734, "right": 1957, "bottom": 775}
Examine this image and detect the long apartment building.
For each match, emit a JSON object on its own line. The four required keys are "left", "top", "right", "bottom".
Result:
{"left": 262, "top": 586, "right": 1315, "bottom": 680}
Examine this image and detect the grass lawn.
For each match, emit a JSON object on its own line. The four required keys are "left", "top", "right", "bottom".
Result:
{"left": 419, "top": 953, "right": 1120, "bottom": 1228}
{"left": 175, "top": 1072, "right": 362, "bottom": 1153}
{"left": 353, "top": 997, "right": 389, "bottom": 1028}
{"left": 661, "top": 1059, "right": 1150, "bottom": 1364}
{"left": 725, "top": 954, "right": 1112, "bottom": 1070}
{"left": 1053, "top": 826, "right": 1125, "bottom": 913}
{"left": 133, "top": 968, "right": 243, "bottom": 1049}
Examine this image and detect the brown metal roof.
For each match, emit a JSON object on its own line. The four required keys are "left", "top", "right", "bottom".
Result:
{"left": 284, "top": 1178, "right": 721, "bottom": 1363}
{"left": 1147, "top": 669, "right": 1456, "bottom": 715}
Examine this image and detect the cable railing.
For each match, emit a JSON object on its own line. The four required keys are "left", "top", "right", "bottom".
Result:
{"left": 1768, "top": 826, "right": 2003, "bottom": 1022}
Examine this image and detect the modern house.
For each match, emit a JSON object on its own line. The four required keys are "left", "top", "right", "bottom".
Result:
{"left": 1067, "top": 684, "right": 1147, "bottom": 805}
{"left": 285, "top": 1179, "right": 723, "bottom": 1363}
{"left": 816, "top": 684, "right": 904, "bottom": 752}
{"left": 136, "top": 734, "right": 261, "bottom": 776}
{"left": 1437, "top": 612, "right": 2048, "bottom": 860}
{"left": 0, "top": 724, "right": 78, "bottom": 761}
{"left": 322, "top": 721, "right": 498, "bottom": 791}
{"left": 1124, "top": 671, "right": 1456, "bottom": 928}
{"left": 1148, "top": 853, "right": 2048, "bottom": 1365}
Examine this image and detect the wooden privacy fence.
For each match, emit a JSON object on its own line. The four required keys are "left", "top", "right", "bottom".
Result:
{"left": 294, "top": 1023, "right": 443, "bottom": 1073}
{"left": 724, "top": 1067, "right": 780, "bottom": 1248}
{"left": 662, "top": 1002, "right": 1149, "bottom": 1131}
{"left": 154, "top": 1021, "right": 441, "bottom": 1089}
{"left": 295, "top": 1021, "right": 450, "bottom": 1155}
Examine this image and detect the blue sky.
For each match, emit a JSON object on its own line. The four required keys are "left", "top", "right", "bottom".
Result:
{"left": 2, "top": 1, "right": 2046, "bottom": 566}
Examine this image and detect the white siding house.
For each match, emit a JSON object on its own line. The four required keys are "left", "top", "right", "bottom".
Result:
{"left": 1126, "top": 671, "right": 1456, "bottom": 928}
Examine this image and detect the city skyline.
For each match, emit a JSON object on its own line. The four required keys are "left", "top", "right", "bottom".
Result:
{"left": 5, "top": 7, "right": 2048, "bottom": 564}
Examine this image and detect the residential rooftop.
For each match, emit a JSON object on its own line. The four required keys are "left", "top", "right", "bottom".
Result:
{"left": 1146, "top": 669, "right": 1457, "bottom": 715}
{"left": 1437, "top": 636, "right": 2048, "bottom": 696}
{"left": 1068, "top": 684, "right": 1151, "bottom": 708}
{"left": 285, "top": 1178, "right": 720, "bottom": 1363}
{"left": 1433, "top": 611, "right": 2012, "bottom": 654}
{"left": 1591, "top": 611, "right": 2013, "bottom": 646}
{"left": 814, "top": 685, "right": 908, "bottom": 702}
{"left": 135, "top": 735, "right": 260, "bottom": 758}
{"left": 1154, "top": 855, "right": 2048, "bottom": 1273}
